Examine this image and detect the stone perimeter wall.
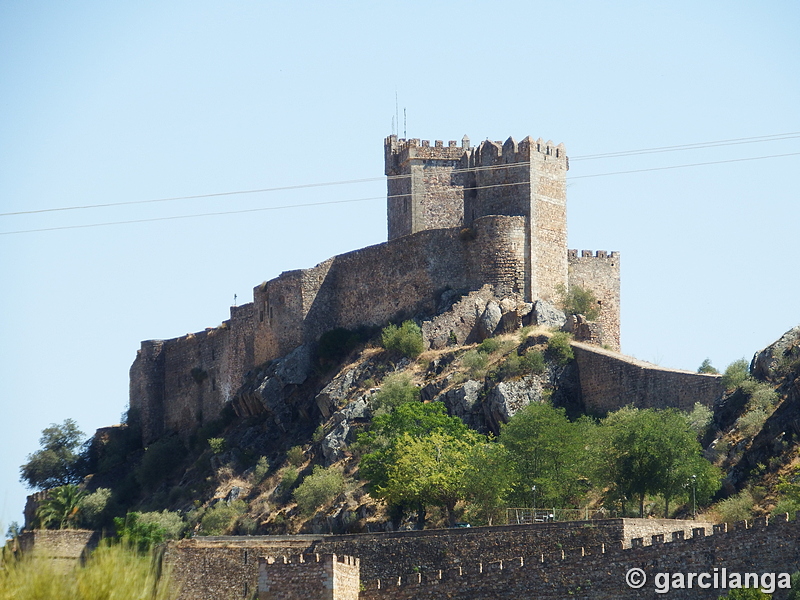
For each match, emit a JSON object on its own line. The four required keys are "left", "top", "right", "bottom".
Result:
{"left": 164, "top": 519, "right": 711, "bottom": 600}
{"left": 572, "top": 341, "right": 724, "bottom": 415}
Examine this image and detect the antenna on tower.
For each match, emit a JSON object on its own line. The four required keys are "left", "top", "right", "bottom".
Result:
{"left": 391, "top": 115, "right": 395, "bottom": 136}
{"left": 395, "top": 92, "right": 400, "bottom": 139}
{"left": 404, "top": 108, "right": 407, "bottom": 139}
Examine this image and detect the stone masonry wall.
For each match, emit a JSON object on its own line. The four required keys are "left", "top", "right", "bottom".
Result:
{"left": 17, "top": 529, "right": 100, "bottom": 571}
{"left": 572, "top": 341, "right": 724, "bottom": 416}
{"left": 359, "top": 515, "right": 800, "bottom": 600}
{"left": 258, "top": 554, "right": 360, "bottom": 600}
{"left": 569, "top": 250, "right": 621, "bottom": 350}
{"left": 163, "top": 519, "right": 707, "bottom": 600}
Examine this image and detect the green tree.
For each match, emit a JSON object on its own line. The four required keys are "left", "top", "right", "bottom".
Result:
{"left": 462, "top": 441, "right": 516, "bottom": 525}
{"left": 596, "top": 407, "right": 720, "bottom": 517}
{"left": 36, "top": 484, "right": 87, "bottom": 529}
{"left": 114, "top": 512, "right": 168, "bottom": 552}
{"left": 377, "top": 430, "right": 478, "bottom": 526}
{"left": 359, "top": 402, "right": 478, "bottom": 528}
{"left": 371, "top": 373, "right": 419, "bottom": 414}
{"left": 500, "top": 403, "right": 592, "bottom": 509}
{"left": 20, "top": 419, "right": 86, "bottom": 490}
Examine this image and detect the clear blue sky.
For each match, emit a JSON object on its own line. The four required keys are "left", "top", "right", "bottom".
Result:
{"left": 1, "top": 1, "right": 798, "bottom": 530}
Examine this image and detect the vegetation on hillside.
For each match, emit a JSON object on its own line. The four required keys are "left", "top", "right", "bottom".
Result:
{"left": 13, "top": 320, "right": 800, "bottom": 539}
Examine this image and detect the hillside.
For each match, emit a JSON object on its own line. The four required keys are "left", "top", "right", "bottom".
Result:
{"left": 23, "top": 310, "right": 800, "bottom": 540}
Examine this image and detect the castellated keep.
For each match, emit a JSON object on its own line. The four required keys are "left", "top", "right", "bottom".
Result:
{"left": 130, "top": 135, "right": 620, "bottom": 444}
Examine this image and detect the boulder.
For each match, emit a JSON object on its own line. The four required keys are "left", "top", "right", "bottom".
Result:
{"left": 533, "top": 299, "right": 566, "bottom": 329}
{"left": 316, "top": 369, "right": 356, "bottom": 419}
{"left": 440, "top": 380, "right": 485, "bottom": 430}
{"left": 751, "top": 325, "right": 800, "bottom": 382}
{"left": 484, "top": 378, "right": 543, "bottom": 433}
{"left": 478, "top": 301, "right": 502, "bottom": 340}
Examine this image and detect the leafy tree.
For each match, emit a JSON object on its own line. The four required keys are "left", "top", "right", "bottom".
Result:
{"left": 78, "top": 487, "right": 113, "bottom": 530}
{"left": 377, "top": 430, "right": 478, "bottom": 526}
{"left": 359, "top": 401, "right": 478, "bottom": 528}
{"left": 135, "top": 435, "right": 187, "bottom": 489}
{"left": 500, "top": 403, "right": 592, "bottom": 509}
{"left": 36, "top": 484, "right": 87, "bottom": 529}
{"left": 462, "top": 441, "right": 516, "bottom": 525}
{"left": 381, "top": 320, "right": 424, "bottom": 358}
{"left": 546, "top": 332, "right": 574, "bottom": 366}
{"left": 199, "top": 500, "right": 246, "bottom": 535}
{"left": 293, "top": 466, "right": 346, "bottom": 516}
{"left": 20, "top": 419, "right": 87, "bottom": 490}
{"left": 596, "top": 407, "right": 720, "bottom": 517}
{"left": 722, "top": 359, "right": 750, "bottom": 390}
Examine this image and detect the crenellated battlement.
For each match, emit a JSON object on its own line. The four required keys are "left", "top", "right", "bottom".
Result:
{"left": 361, "top": 513, "right": 800, "bottom": 596}
{"left": 568, "top": 249, "right": 619, "bottom": 260}
{"left": 384, "top": 135, "right": 469, "bottom": 172}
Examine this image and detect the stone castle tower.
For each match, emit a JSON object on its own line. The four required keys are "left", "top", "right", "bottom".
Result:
{"left": 385, "top": 135, "right": 568, "bottom": 305}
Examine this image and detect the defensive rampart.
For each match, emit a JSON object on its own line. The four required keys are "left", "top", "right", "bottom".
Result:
{"left": 571, "top": 341, "right": 724, "bottom": 415}
{"left": 164, "top": 519, "right": 710, "bottom": 600}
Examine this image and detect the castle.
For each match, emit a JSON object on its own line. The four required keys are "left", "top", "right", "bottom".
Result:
{"left": 129, "top": 134, "right": 710, "bottom": 444}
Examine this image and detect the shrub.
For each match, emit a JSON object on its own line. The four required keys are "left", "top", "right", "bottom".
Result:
{"left": 686, "top": 402, "right": 713, "bottom": 437}
{"left": 557, "top": 284, "right": 600, "bottom": 321}
{"left": 722, "top": 359, "right": 750, "bottom": 390}
{"left": 287, "top": 445, "right": 305, "bottom": 467}
{"left": 520, "top": 349, "right": 546, "bottom": 374}
{"left": 114, "top": 512, "right": 167, "bottom": 552}
{"left": 697, "top": 358, "right": 719, "bottom": 374}
{"left": 737, "top": 408, "right": 768, "bottom": 437}
{"left": 293, "top": 466, "right": 345, "bottom": 516}
{"left": 497, "top": 354, "right": 522, "bottom": 379}
{"left": 252, "top": 456, "right": 270, "bottom": 482}
{"left": 546, "top": 332, "right": 574, "bottom": 365}
{"left": 381, "top": 321, "right": 424, "bottom": 358}
{"left": 462, "top": 350, "right": 489, "bottom": 379}
{"left": 208, "top": 437, "right": 225, "bottom": 454}
{"left": 771, "top": 498, "right": 800, "bottom": 517}
{"left": 136, "top": 510, "right": 186, "bottom": 540}
{"left": 741, "top": 379, "right": 779, "bottom": 412}
{"left": 78, "top": 487, "right": 112, "bottom": 530}
{"left": 200, "top": 500, "right": 246, "bottom": 535}
{"left": 280, "top": 467, "right": 299, "bottom": 491}
{"left": 478, "top": 338, "right": 500, "bottom": 354}
{"left": 714, "top": 489, "right": 755, "bottom": 523}
{"left": 372, "top": 373, "right": 419, "bottom": 413}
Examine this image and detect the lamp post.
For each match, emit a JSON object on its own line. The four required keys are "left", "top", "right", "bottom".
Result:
{"left": 691, "top": 475, "right": 697, "bottom": 520}
{"left": 532, "top": 485, "right": 537, "bottom": 522}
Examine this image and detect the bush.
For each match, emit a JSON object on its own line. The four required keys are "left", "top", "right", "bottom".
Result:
{"left": 293, "top": 466, "right": 345, "bottom": 516}
{"left": 737, "top": 408, "right": 768, "bottom": 437}
{"left": 252, "top": 456, "right": 270, "bottom": 482}
{"left": 280, "top": 467, "right": 299, "bottom": 492}
{"left": 687, "top": 402, "right": 713, "bottom": 437}
{"left": 722, "top": 359, "right": 750, "bottom": 390}
{"left": 497, "top": 354, "right": 522, "bottom": 379}
{"left": 287, "top": 445, "right": 305, "bottom": 467}
{"left": 771, "top": 498, "right": 800, "bottom": 517}
{"left": 208, "top": 438, "right": 225, "bottom": 454}
{"left": 741, "top": 379, "right": 779, "bottom": 413}
{"left": 200, "top": 500, "right": 246, "bottom": 535}
{"left": 547, "top": 332, "right": 574, "bottom": 365}
{"left": 372, "top": 373, "right": 419, "bottom": 413}
{"left": 78, "top": 488, "right": 112, "bottom": 530}
{"left": 136, "top": 510, "right": 185, "bottom": 539}
{"left": 462, "top": 350, "right": 489, "bottom": 379}
{"left": 557, "top": 284, "right": 600, "bottom": 321}
{"left": 714, "top": 489, "right": 755, "bottom": 523}
{"left": 520, "top": 349, "right": 546, "bottom": 374}
{"left": 478, "top": 338, "right": 500, "bottom": 354}
{"left": 381, "top": 321, "right": 424, "bottom": 358}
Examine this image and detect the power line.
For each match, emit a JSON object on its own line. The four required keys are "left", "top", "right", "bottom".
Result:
{"left": 1, "top": 150, "right": 798, "bottom": 236}
{"left": 569, "top": 152, "right": 800, "bottom": 180}
{"left": 571, "top": 132, "right": 800, "bottom": 161}
{"left": 3, "top": 131, "right": 798, "bottom": 219}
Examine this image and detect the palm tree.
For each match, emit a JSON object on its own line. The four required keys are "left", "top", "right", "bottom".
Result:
{"left": 35, "top": 484, "right": 86, "bottom": 529}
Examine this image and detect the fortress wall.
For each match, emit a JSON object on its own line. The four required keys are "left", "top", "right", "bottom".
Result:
{"left": 569, "top": 250, "right": 621, "bottom": 350}
{"left": 359, "top": 515, "right": 800, "bottom": 600}
{"left": 254, "top": 271, "right": 306, "bottom": 365}
{"left": 130, "top": 339, "right": 166, "bottom": 442}
{"left": 259, "top": 554, "right": 361, "bottom": 600}
{"left": 17, "top": 529, "right": 100, "bottom": 572}
{"left": 163, "top": 519, "right": 705, "bottom": 600}
{"left": 571, "top": 342, "right": 724, "bottom": 416}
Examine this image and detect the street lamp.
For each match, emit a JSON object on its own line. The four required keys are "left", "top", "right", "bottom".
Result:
{"left": 532, "top": 485, "right": 537, "bottom": 522}
{"left": 691, "top": 475, "right": 697, "bottom": 520}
